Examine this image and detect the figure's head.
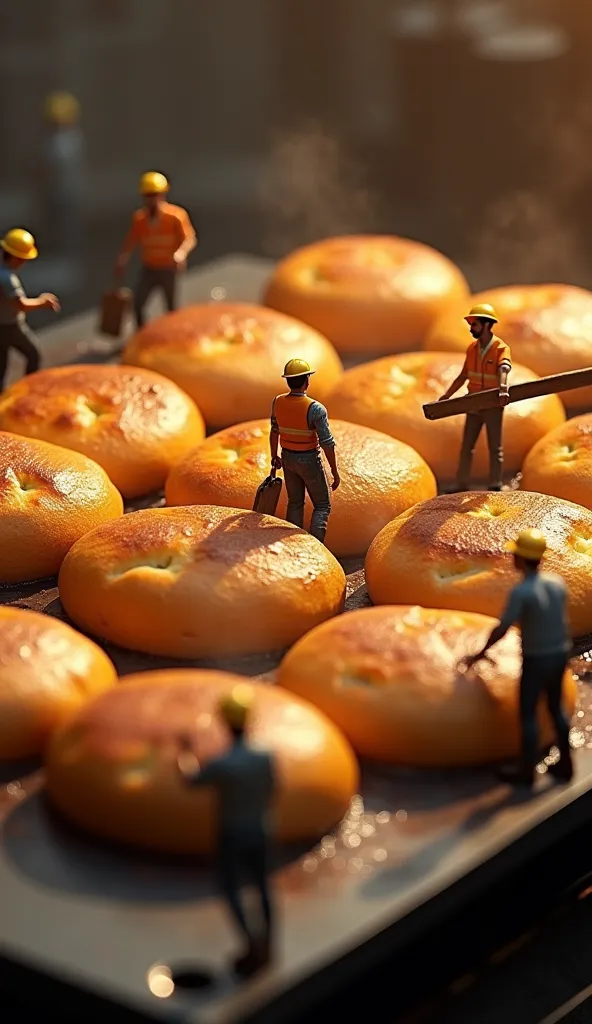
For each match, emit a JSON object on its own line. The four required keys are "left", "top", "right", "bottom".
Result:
{"left": 139, "top": 171, "right": 169, "bottom": 214}
{"left": 218, "top": 684, "right": 254, "bottom": 740}
{"left": 44, "top": 91, "right": 80, "bottom": 126}
{"left": 465, "top": 303, "right": 498, "bottom": 340}
{"left": 504, "top": 528, "right": 547, "bottom": 574}
{"left": 282, "top": 358, "right": 315, "bottom": 392}
{"left": 1, "top": 228, "right": 38, "bottom": 268}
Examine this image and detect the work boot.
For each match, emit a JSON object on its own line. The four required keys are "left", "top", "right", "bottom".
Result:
{"left": 548, "top": 753, "right": 574, "bottom": 783}
{"left": 488, "top": 484, "right": 503, "bottom": 492}
{"left": 498, "top": 763, "right": 534, "bottom": 787}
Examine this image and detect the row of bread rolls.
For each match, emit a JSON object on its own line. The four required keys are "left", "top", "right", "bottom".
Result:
{"left": 2, "top": 599, "right": 573, "bottom": 857}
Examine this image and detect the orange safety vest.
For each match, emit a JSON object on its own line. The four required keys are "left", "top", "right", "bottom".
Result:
{"left": 123, "top": 202, "right": 196, "bottom": 268}
{"left": 464, "top": 337, "right": 511, "bottom": 394}
{"left": 273, "top": 393, "right": 318, "bottom": 451}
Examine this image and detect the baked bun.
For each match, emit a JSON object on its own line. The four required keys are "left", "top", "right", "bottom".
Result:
{"left": 0, "top": 606, "right": 117, "bottom": 760}
{"left": 365, "top": 490, "right": 592, "bottom": 637}
{"left": 325, "top": 352, "right": 564, "bottom": 482}
{"left": 521, "top": 414, "right": 592, "bottom": 510}
{"left": 58, "top": 506, "right": 346, "bottom": 658}
{"left": 122, "top": 303, "right": 343, "bottom": 429}
{"left": 277, "top": 606, "right": 577, "bottom": 765}
{"left": 425, "top": 284, "right": 592, "bottom": 409}
{"left": 46, "top": 670, "right": 359, "bottom": 853}
{"left": 0, "top": 431, "right": 123, "bottom": 584}
{"left": 263, "top": 235, "right": 469, "bottom": 355}
{"left": 165, "top": 419, "right": 437, "bottom": 557}
{"left": 0, "top": 364, "right": 205, "bottom": 499}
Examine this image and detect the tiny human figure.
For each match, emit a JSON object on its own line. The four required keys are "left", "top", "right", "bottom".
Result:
{"left": 438, "top": 303, "right": 511, "bottom": 491}
{"left": 461, "top": 528, "right": 574, "bottom": 787}
{"left": 270, "top": 357, "right": 340, "bottom": 544}
{"left": 0, "top": 229, "right": 60, "bottom": 393}
{"left": 176, "top": 685, "right": 275, "bottom": 976}
{"left": 114, "top": 171, "right": 197, "bottom": 329}
{"left": 40, "top": 91, "right": 86, "bottom": 266}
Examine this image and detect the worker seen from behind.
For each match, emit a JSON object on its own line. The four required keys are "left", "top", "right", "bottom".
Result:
{"left": 176, "top": 685, "right": 275, "bottom": 976}
{"left": 114, "top": 171, "right": 197, "bottom": 329}
{"left": 0, "top": 229, "right": 60, "bottom": 392}
{"left": 438, "top": 303, "right": 511, "bottom": 491}
{"left": 270, "top": 358, "right": 340, "bottom": 544}
{"left": 461, "top": 529, "right": 573, "bottom": 787}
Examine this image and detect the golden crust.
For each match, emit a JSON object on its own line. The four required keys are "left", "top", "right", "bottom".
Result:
{"left": 122, "top": 302, "right": 343, "bottom": 428}
{"left": 58, "top": 505, "right": 347, "bottom": 657}
{"left": 521, "top": 414, "right": 592, "bottom": 510}
{"left": 277, "top": 605, "right": 577, "bottom": 765}
{"left": 325, "top": 352, "right": 565, "bottom": 480}
{"left": 0, "top": 431, "right": 123, "bottom": 584}
{"left": 0, "top": 364, "right": 205, "bottom": 498}
{"left": 46, "top": 670, "right": 359, "bottom": 853}
{"left": 0, "top": 606, "right": 117, "bottom": 759}
{"left": 165, "top": 418, "right": 437, "bottom": 556}
{"left": 365, "top": 490, "right": 592, "bottom": 636}
{"left": 263, "top": 235, "right": 470, "bottom": 353}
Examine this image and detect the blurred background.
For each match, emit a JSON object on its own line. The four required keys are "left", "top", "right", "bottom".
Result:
{"left": 1, "top": 0, "right": 591, "bottom": 322}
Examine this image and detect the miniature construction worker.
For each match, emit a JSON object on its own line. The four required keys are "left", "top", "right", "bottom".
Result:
{"left": 176, "top": 685, "right": 275, "bottom": 977}
{"left": 462, "top": 529, "right": 573, "bottom": 787}
{"left": 0, "top": 230, "right": 60, "bottom": 392}
{"left": 114, "top": 171, "right": 197, "bottom": 328}
{"left": 270, "top": 358, "right": 340, "bottom": 544}
{"left": 40, "top": 91, "right": 86, "bottom": 265}
{"left": 438, "top": 303, "right": 511, "bottom": 491}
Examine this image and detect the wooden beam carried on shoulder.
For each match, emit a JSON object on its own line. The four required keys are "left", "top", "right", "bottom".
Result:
{"left": 422, "top": 366, "right": 592, "bottom": 421}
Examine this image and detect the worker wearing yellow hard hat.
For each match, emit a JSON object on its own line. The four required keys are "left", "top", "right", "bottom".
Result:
{"left": 438, "top": 302, "right": 512, "bottom": 491}
{"left": 44, "top": 91, "right": 81, "bottom": 126}
{"left": 269, "top": 358, "right": 340, "bottom": 544}
{"left": 114, "top": 170, "right": 197, "bottom": 328}
{"left": 0, "top": 229, "right": 60, "bottom": 392}
{"left": 461, "top": 528, "right": 573, "bottom": 787}
{"left": 174, "top": 682, "right": 275, "bottom": 974}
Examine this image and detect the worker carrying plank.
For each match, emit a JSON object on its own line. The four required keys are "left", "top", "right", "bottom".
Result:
{"left": 437, "top": 303, "right": 511, "bottom": 492}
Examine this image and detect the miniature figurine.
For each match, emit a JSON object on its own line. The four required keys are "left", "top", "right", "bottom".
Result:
{"left": 461, "top": 528, "right": 573, "bottom": 787}
{"left": 438, "top": 303, "right": 511, "bottom": 491}
{"left": 39, "top": 91, "right": 86, "bottom": 271}
{"left": 176, "top": 685, "right": 275, "bottom": 976}
{"left": 0, "top": 229, "right": 60, "bottom": 392}
{"left": 270, "top": 357, "right": 340, "bottom": 544}
{"left": 114, "top": 171, "right": 197, "bottom": 328}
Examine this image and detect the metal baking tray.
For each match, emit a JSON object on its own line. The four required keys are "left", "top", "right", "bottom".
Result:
{"left": 2, "top": 256, "right": 592, "bottom": 1024}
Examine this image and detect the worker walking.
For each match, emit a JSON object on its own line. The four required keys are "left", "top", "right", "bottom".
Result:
{"left": 270, "top": 358, "right": 340, "bottom": 544}
{"left": 0, "top": 230, "right": 60, "bottom": 392}
{"left": 461, "top": 529, "right": 574, "bottom": 787}
{"left": 438, "top": 303, "right": 511, "bottom": 491}
{"left": 175, "top": 686, "right": 275, "bottom": 976}
{"left": 114, "top": 172, "right": 197, "bottom": 329}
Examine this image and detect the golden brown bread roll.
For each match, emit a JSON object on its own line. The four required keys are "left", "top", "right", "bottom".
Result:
{"left": 0, "top": 606, "right": 117, "bottom": 760}
{"left": 365, "top": 490, "right": 592, "bottom": 637}
{"left": 277, "top": 605, "right": 577, "bottom": 765}
{"left": 122, "top": 302, "right": 343, "bottom": 429}
{"left": 0, "top": 431, "right": 123, "bottom": 584}
{"left": 263, "top": 235, "right": 470, "bottom": 354}
{"left": 521, "top": 414, "right": 592, "bottom": 511}
{"left": 165, "top": 418, "right": 437, "bottom": 556}
{"left": 58, "top": 506, "right": 347, "bottom": 658}
{"left": 46, "top": 670, "right": 360, "bottom": 853}
{"left": 325, "top": 352, "right": 565, "bottom": 481}
{"left": 0, "top": 364, "right": 205, "bottom": 499}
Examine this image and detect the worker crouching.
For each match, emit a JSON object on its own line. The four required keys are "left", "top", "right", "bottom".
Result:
{"left": 270, "top": 358, "right": 340, "bottom": 544}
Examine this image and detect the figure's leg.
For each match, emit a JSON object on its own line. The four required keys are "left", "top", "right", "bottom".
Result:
{"left": 282, "top": 453, "right": 306, "bottom": 529}
{"left": 456, "top": 414, "right": 483, "bottom": 490}
{"left": 217, "top": 842, "right": 251, "bottom": 942}
{"left": 7, "top": 322, "right": 41, "bottom": 376}
{"left": 302, "top": 453, "right": 332, "bottom": 544}
{"left": 546, "top": 655, "right": 574, "bottom": 781}
{"left": 484, "top": 408, "right": 504, "bottom": 490}
{"left": 160, "top": 268, "right": 178, "bottom": 313}
{"left": 133, "top": 267, "right": 156, "bottom": 328}
{"left": 500, "top": 657, "right": 540, "bottom": 784}
{"left": 0, "top": 330, "right": 15, "bottom": 391}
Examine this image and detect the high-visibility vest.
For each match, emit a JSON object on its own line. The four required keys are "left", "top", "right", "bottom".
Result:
{"left": 123, "top": 202, "right": 196, "bottom": 268}
{"left": 273, "top": 393, "right": 318, "bottom": 451}
{"left": 464, "top": 337, "right": 511, "bottom": 394}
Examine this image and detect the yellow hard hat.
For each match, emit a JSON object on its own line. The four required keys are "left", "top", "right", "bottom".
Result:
{"left": 44, "top": 91, "right": 80, "bottom": 125}
{"left": 504, "top": 529, "right": 547, "bottom": 561}
{"left": 139, "top": 171, "right": 169, "bottom": 196}
{"left": 219, "top": 684, "right": 254, "bottom": 730}
{"left": 282, "top": 358, "right": 315, "bottom": 378}
{"left": 1, "top": 229, "right": 38, "bottom": 261}
{"left": 465, "top": 302, "right": 498, "bottom": 323}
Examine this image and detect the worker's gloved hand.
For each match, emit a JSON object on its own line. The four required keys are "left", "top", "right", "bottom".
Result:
{"left": 173, "top": 250, "right": 187, "bottom": 271}
{"left": 498, "top": 386, "right": 510, "bottom": 408}
{"left": 41, "top": 292, "right": 60, "bottom": 313}
{"left": 331, "top": 471, "right": 341, "bottom": 491}
{"left": 437, "top": 393, "right": 449, "bottom": 402}
{"left": 271, "top": 455, "right": 282, "bottom": 471}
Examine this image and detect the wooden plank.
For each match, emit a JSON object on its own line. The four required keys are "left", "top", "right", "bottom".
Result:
{"left": 423, "top": 367, "right": 592, "bottom": 421}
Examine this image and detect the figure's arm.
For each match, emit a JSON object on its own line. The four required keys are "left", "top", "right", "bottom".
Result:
{"left": 2, "top": 275, "right": 59, "bottom": 312}
{"left": 269, "top": 400, "right": 282, "bottom": 470}
{"left": 464, "top": 588, "right": 523, "bottom": 666}
{"left": 310, "top": 402, "right": 339, "bottom": 489}
{"left": 176, "top": 741, "right": 218, "bottom": 787}
{"left": 439, "top": 364, "right": 468, "bottom": 401}
{"left": 173, "top": 211, "right": 197, "bottom": 265}
{"left": 498, "top": 346, "right": 512, "bottom": 406}
{"left": 114, "top": 214, "right": 140, "bottom": 279}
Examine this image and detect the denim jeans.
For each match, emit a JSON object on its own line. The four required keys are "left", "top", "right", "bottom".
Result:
{"left": 218, "top": 828, "right": 272, "bottom": 943}
{"left": 0, "top": 322, "right": 40, "bottom": 392}
{"left": 281, "top": 448, "right": 332, "bottom": 544}
{"left": 520, "top": 652, "right": 571, "bottom": 771}
{"left": 133, "top": 266, "right": 178, "bottom": 327}
{"left": 457, "top": 407, "right": 504, "bottom": 489}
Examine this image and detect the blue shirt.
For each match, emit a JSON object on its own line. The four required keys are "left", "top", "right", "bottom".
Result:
{"left": 498, "top": 571, "right": 571, "bottom": 657}
{"left": 0, "top": 266, "right": 25, "bottom": 325}
{"left": 186, "top": 739, "right": 274, "bottom": 839}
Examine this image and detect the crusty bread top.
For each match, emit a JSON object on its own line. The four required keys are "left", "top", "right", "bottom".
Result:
{"left": 0, "top": 605, "right": 113, "bottom": 685}
{"left": 0, "top": 430, "right": 117, "bottom": 502}
{"left": 476, "top": 284, "right": 592, "bottom": 352}
{"left": 268, "top": 235, "right": 468, "bottom": 298}
{"left": 0, "top": 364, "right": 200, "bottom": 438}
